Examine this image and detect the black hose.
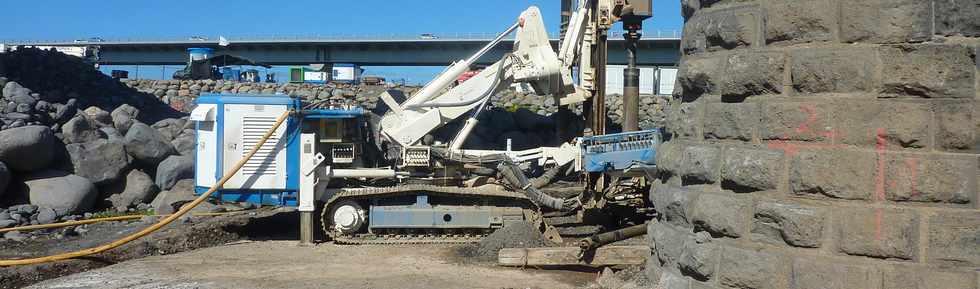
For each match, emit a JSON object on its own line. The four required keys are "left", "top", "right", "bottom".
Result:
{"left": 530, "top": 162, "right": 568, "bottom": 189}
{"left": 578, "top": 223, "right": 647, "bottom": 252}
{"left": 496, "top": 161, "right": 580, "bottom": 211}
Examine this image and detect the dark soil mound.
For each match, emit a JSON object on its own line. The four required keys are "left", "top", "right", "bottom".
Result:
{"left": 457, "top": 222, "right": 547, "bottom": 262}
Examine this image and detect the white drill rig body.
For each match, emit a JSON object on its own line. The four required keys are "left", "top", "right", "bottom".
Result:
{"left": 377, "top": 6, "right": 580, "bottom": 169}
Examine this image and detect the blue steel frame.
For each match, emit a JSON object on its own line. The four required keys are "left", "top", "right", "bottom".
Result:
{"left": 580, "top": 128, "right": 662, "bottom": 173}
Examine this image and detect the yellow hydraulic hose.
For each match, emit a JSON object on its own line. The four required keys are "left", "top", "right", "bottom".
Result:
{"left": 0, "top": 212, "right": 235, "bottom": 234}
{"left": 0, "top": 110, "right": 291, "bottom": 266}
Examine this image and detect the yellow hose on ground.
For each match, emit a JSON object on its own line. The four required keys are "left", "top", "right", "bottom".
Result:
{"left": 0, "top": 110, "right": 291, "bottom": 266}
{"left": 0, "top": 212, "right": 235, "bottom": 234}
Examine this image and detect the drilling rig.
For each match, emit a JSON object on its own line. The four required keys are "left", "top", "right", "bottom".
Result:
{"left": 190, "top": 1, "right": 658, "bottom": 245}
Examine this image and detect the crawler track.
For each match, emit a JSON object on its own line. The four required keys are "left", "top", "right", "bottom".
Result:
{"left": 321, "top": 184, "right": 542, "bottom": 245}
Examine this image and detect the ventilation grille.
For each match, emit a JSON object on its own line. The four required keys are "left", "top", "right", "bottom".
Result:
{"left": 241, "top": 116, "right": 281, "bottom": 175}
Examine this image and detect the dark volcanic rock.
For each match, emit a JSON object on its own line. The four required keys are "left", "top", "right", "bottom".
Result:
{"left": 108, "top": 169, "right": 159, "bottom": 211}
{"left": 62, "top": 115, "right": 105, "bottom": 144}
{"left": 0, "top": 161, "right": 9, "bottom": 199}
{"left": 23, "top": 170, "right": 98, "bottom": 216}
{"left": 123, "top": 122, "right": 175, "bottom": 166}
{"left": 0, "top": 125, "right": 56, "bottom": 172}
{"left": 65, "top": 139, "right": 131, "bottom": 185}
{"left": 155, "top": 155, "right": 194, "bottom": 191}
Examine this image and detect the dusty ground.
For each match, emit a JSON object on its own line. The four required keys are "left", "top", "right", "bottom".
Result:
{"left": 27, "top": 241, "right": 599, "bottom": 289}
{"left": 0, "top": 208, "right": 292, "bottom": 288}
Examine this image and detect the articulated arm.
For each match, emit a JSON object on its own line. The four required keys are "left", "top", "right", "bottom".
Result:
{"left": 379, "top": 6, "right": 563, "bottom": 148}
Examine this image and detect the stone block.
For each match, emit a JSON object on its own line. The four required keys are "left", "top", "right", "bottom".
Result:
{"left": 790, "top": 48, "right": 876, "bottom": 94}
{"left": 683, "top": 5, "right": 763, "bottom": 54}
{"left": 935, "top": 0, "right": 980, "bottom": 37}
{"left": 790, "top": 149, "right": 875, "bottom": 200}
{"left": 679, "top": 145, "right": 721, "bottom": 185}
{"left": 718, "top": 246, "right": 783, "bottom": 289}
{"left": 879, "top": 44, "right": 975, "bottom": 99}
{"left": 752, "top": 202, "right": 826, "bottom": 248}
{"left": 719, "top": 52, "right": 784, "bottom": 99}
{"left": 704, "top": 103, "right": 759, "bottom": 141}
{"left": 690, "top": 192, "right": 748, "bottom": 238}
{"left": 650, "top": 221, "right": 691, "bottom": 267}
{"left": 665, "top": 101, "right": 704, "bottom": 140}
{"left": 678, "top": 232, "right": 719, "bottom": 281}
{"left": 840, "top": 0, "right": 931, "bottom": 43}
{"left": 675, "top": 56, "right": 723, "bottom": 101}
{"left": 881, "top": 265, "right": 976, "bottom": 289}
{"left": 838, "top": 208, "right": 918, "bottom": 260}
{"left": 884, "top": 152, "right": 976, "bottom": 204}
{"left": 656, "top": 141, "right": 685, "bottom": 178}
{"left": 838, "top": 101, "right": 931, "bottom": 149}
{"left": 935, "top": 101, "right": 976, "bottom": 150}
{"left": 791, "top": 259, "right": 879, "bottom": 289}
{"left": 928, "top": 212, "right": 980, "bottom": 266}
{"left": 659, "top": 271, "right": 692, "bottom": 289}
{"left": 651, "top": 185, "right": 699, "bottom": 227}
{"left": 764, "top": 0, "right": 838, "bottom": 44}
{"left": 761, "top": 102, "right": 837, "bottom": 142}
{"left": 721, "top": 146, "right": 784, "bottom": 192}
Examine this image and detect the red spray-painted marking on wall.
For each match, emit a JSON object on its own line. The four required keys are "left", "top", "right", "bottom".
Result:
{"left": 874, "top": 128, "right": 887, "bottom": 241}
{"left": 795, "top": 104, "right": 816, "bottom": 134}
{"left": 766, "top": 104, "right": 844, "bottom": 156}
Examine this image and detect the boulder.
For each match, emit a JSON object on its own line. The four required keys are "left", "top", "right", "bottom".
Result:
{"left": 171, "top": 132, "right": 196, "bottom": 156}
{"left": 155, "top": 155, "right": 194, "bottom": 191}
{"left": 65, "top": 139, "right": 131, "bottom": 185}
{"left": 62, "top": 115, "right": 106, "bottom": 144}
{"left": 0, "top": 161, "right": 8, "bottom": 198}
{"left": 24, "top": 170, "right": 98, "bottom": 216}
{"left": 150, "top": 179, "right": 197, "bottom": 215}
{"left": 2, "top": 81, "right": 31, "bottom": 99}
{"left": 108, "top": 169, "right": 159, "bottom": 211}
{"left": 0, "top": 126, "right": 56, "bottom": 172}
{"left": 124, "top": 122, "right": 175, "bottom": 165}
{"left": 100, "top": 127, "right": 124, "bottom": 141}
{"left": 35, "top": 207, "right": 57, "bottom": 224}
{"left": 52, "top": 98, "right": 78, "bottom": 123}
{"left": 110, "top": 104, "right": 139, "bottom": 134}
{"left": 82, "top": 106, "right": 113, "bottom": 128}
{"left": 151, "top": 118, "right": 187, "bottom": 141}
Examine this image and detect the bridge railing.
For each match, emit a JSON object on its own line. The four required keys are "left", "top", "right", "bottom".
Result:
{"left": 1, "top": 29, "right": 681, "bottom": 45}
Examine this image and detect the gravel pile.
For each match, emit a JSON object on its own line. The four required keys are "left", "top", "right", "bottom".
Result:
{"left": 456, "top": 222, "right": 548, "bottom": 262}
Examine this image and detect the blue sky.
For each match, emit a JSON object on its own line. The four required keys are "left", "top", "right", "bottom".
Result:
{"left": 2, "top": 0, "right": 682, "bottom": 83}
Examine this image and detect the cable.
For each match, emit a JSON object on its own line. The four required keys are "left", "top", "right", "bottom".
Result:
{"left": 0, "top": 110, "right": 290, "bottom": 266}
{"left": 0, "top": 212, "right": 239, "bottom": 234}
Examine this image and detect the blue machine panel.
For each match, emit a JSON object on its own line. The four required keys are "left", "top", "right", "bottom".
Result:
{"left": 581, "top": 129, "right": 661, "bottom": 173}
{"left": 193, "top": 93, "right": 367, "bottom": 208}
{"left": 194, "top": 93, "right": 303, "bottom": 207}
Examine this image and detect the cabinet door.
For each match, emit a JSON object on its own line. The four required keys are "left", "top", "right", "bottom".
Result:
{"left": 195, "top": 120, "right": 218, "bottom": 188}
{"left": 222, "top": 103, "right": 288, "bottom": 189}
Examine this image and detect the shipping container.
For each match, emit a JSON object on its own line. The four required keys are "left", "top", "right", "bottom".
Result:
{"left": 331, "top": 64, "right": 361, "bottom": 84}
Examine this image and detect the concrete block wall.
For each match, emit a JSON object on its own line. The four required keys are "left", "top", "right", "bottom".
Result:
{"left": 649, "top": 0, "right": 980, "bottom": 288}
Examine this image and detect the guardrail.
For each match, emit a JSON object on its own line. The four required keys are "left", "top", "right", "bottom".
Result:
{"left": 1, "top": 29, "right": 682, "bottom": 45}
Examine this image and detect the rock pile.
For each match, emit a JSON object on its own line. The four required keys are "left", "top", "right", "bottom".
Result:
{"left": 121, "top": 78, "right": 399, "bottom": 113}
{"left": 122, "top": 78, "right": 668, "bottom": 130}
{"left": 0, "top": 48, "right": 197, "bottom": 233}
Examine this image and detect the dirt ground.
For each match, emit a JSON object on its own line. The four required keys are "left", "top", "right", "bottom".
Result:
{"left": 27, "top": 241, "right": 600, "bottom": 289}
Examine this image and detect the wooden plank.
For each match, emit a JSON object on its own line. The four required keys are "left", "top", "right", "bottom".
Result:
{"left": 498, "top": 246, "right": 651, "bottom": 267}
